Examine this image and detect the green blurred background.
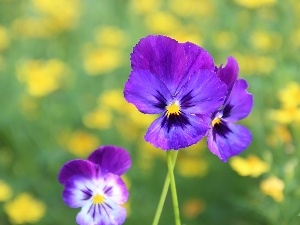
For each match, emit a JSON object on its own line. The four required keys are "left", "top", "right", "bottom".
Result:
{"left": 0, "top": 0, "right": 300, "bottom": 224}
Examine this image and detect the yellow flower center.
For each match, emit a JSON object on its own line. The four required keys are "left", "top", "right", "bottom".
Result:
{"left": 92, "top": 194, "right": 105, "bottom": 204}
{"left": 212, "top": 117, "right": 221, "bottom": 127}
{"left": 166, "top": 101, "right": 180, "bottom": 117}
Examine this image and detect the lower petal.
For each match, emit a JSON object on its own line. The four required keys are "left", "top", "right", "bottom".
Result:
{"left": 76, "top": 198, "right": 126, "bottom": 225}
{"left": 145, "top": 114, "right": 209, "bottom": 150}
{"left": 207, "top": 123, "right": 252, "bottom": 162}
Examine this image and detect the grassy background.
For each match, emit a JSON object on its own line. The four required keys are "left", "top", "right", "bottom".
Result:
{"left": 0, "top": 0, "right": 300, "bottom": 224}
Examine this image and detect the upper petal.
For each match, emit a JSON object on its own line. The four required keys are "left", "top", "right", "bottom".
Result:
{"left": 58, "top": 160, "right": 97, "bottom": 185}
{"left": 222, "top": 79, "right": 253, "bottom": 122}
{"left": 124, "top": 69, "right": 171, "bottom": 114}
{"left": 145, "top": 113, "right": 209, "bottom": 150}
{"left": 130, "top": 35, "right": 187, "bottom": 93}
{"left": 207, "top": 123, "right": 252, "bottom": 162}
{"left": 176, "top": 69, "right": 227, "bottom": 115}
{"left": 88, "top": 146, "right": 131, "bottom": 176}
{"left": 182, "top": 42, "right": 215, "bottom": 72}
{"left": 216, "top": 56, "right": 239, "bottom": 92}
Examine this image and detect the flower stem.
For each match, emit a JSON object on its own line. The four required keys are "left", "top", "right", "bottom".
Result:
{"left": 152, "top": 151, "right": 178, "bottom": 225}
{"left": 167, "top": 151, "right": 181, "bottom": 225}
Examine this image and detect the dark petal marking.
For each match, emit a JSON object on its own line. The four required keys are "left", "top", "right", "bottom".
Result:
{"left": 153, "top": 90, "right": 168, "bottom": 109}
{"left": 104, "top": 201, "right": 113, "bottom": 210}
{"left": 102, "top": 203, "right": 111, "bottom": 220}
{"left": 222, "top": 104, "right": 234, "bottom": 119}
{"left": 80, "top": 187, "right": 92, "bottom": 201}
{"left": 161, "top": 113, "right": 191, "bottom": 133}
{"left": 212, "top": 120, "right": 231, "bottom": 139}
{"left": 179, "top": 90, "right": 194, "bottom": 107}
{"left": 104, "top": 186, "right": 113, "bottom": 195}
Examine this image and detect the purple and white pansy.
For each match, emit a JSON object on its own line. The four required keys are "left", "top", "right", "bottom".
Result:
{"left": 58, "top": 146, "right": 131, "bottom": 225}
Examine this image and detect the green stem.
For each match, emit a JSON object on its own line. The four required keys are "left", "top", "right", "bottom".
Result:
{"left": 167, "top": 151, "right": 181, "bottom": 225}
{"left": 152, "top": 151, "right": 178, "bottom": 225}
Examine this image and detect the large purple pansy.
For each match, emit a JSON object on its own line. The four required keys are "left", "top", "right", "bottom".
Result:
{"left": 124, "top": 35, "right": 227, "bottom": 150}
{"left": 207, "top": 57, "right": 253, "bottom": 162}
{"left": 58, "top": 146, "right": 131, "bottom": 225}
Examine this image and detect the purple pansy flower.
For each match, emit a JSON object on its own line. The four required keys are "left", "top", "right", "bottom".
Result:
{"left": 124, "top": 35, "right": 227, "bottom": 150}
{"left": 58, "top": 146, "right": 131, "bottom": 225}
{"left": 206, "top": 57, "right": 253, "bottom": 162}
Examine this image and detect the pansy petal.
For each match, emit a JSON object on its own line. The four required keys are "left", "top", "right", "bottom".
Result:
{"left": 222, "top": 79, "right": 253, "bottom": 122}
{"left": 58, "top": 160, "right": 96, "bottom": 185}
{"left": 173, "top": 42, "right": 215, "bottom": 92}
{"left": 217, "top": 56, "right": 239, "bottom": 92}
{"left": 76, "top": 198, "right": 126, "bottom": 225}
{"left": 88, "top": 146, "right": 131, "bottom": 176}
{"left": 124, "top": 69, "right": 171, "bottom": 114}
{"left": 103, "top": 173, "right": 128, "bottom": 204}
{"left": 145, "top": 114, "right": 209, "bottom": 150}
{"left": 207, "top": 123, "right": 252, "bottom": 162}
{"left": 130, "top": 35, "right": 187, "bottom": 93}
{"left": 63, "top": 176, "right": 94, "bottom": 208}
{"left": 183, "top": 42, "right": 215, "bottom": 72}
{"left": 176, "top": 69, "right": 227, "bottom": 114}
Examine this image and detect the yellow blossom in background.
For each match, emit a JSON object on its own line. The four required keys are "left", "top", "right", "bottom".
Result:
{"left": 269, "top": 107, "right": 300, "bottom": 124}
{"left": 278, "top": 82, "right": 300, "bottom": 108}
{"left": 176, "top": 142, "right": 208, "bottom": 178}
{"left": 99, "top": 89, "right": 127, "bottom": 111}
{"left": 17, "top": 59, "right": 68, "bottom": 97}
{"left": 250, "top": 31, "right": 282, "bottom": 52}
{"left": 130, "top": 0, "right": 161, "bottom": 15}
{"left": 291, "top": 28, "right": 300, "bottom": 48}
{"left": 260, "top": 176, "right": 285, "bottom": 202}
{"left": 0, "top": 26, "right": 10, "bottom": 51}
{"left": 83, "top": 108, "right": 112, "bottom": 130}
{"left": 229, "top": 155, "right": 269, "bottom": 177}
{"left": 32, "top": 0, "right": 81, "bottom": 31}
{"left": 213, "top": 31, "right": 237, "bottom": 50}
{"left": 256, "top": 56, "right": 276, "bottom": 74}
{"left": 266, "top": 124, "right": 292, "bottom": 147}
{"left": 66, "top": 130, "right": 99, "bottom": 157}
{"left": 12, "top": 18, "right": 52, "bottom": 38}
{"left": 170, "top": 27, "right": 203, "bottom": 45}
{"left": 98, "top": 89, "right": 156, "bottom": 128}
{"left": 0, "top": 180, "right": 13, "bottom": 202}
{"left": 4, "top": 193, "right": 46, "bottom": 224}
{"left": 169, "top": 0, "right": 214, "bottom": 18}
{"left": 234, "top": 0, "right": 276, "bottom": 9}
{"left": 95, "top": 27, "right": 129, "bottom": 48}
{"left": 83, "top": 47, "right": 124, "bottom": 75}
{"left": 126, "top": 104, "right": 156, "bottom": 129}
{"left": 177, "top": 157, "right": 208, "bottom": 177}
{"left": 182, "top": 198, "right": 205, "bottom": 219}
{"left": 235, "top": 53, "right": 275, "bottom": 75}
{"left": 145, "top": 11, "right": 181, "bottom": 34}
{"left": 269, "top": 82, "right": 300, "bottom": 124}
